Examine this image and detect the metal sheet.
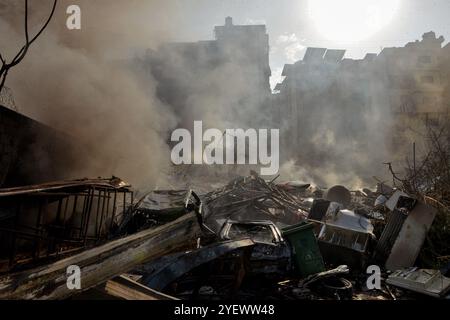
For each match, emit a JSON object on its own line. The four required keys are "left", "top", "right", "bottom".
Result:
{"left": 141, "top": 239, "right": 255, "bottom": 291}
{"left": 373, "top": 209, "right": 407, "bottom": 264}
{"left": 387, "top": 269, "right": 450, "bottom": 298}
{"left": 385, "top": 202, "right": 437, "bottom": 270}
{"left": 0, "top": 177, "right": 131, "bottom": 197}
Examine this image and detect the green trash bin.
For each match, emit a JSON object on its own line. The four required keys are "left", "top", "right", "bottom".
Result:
{"left": 282, "top": 222, "right": 325, "bottom": 277}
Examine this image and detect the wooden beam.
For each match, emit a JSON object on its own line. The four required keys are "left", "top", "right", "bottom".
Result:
{"left": 0, "top": 212, "right": 201, "bottom": 300}
{"left": 97, "top": 275, "right": 179, "bottom": 300}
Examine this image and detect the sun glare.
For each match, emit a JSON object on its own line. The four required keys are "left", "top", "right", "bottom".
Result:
{"left": 308, "top": 0, "right": 401, "bottom": 43}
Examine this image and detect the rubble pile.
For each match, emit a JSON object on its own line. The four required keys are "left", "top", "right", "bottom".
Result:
{"left": 0, "top": 171, "right": 449, "bottom": 300}
{"left": 203, "top": 171, "right": 309, "bottom": 230}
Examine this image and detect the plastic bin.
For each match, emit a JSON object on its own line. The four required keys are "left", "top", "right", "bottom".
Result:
{"left": 282, "top": 222, "right": 325, "bottom": 277}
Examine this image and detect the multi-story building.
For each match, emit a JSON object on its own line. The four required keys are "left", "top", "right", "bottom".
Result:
{"left": 377, "top": 32, "right": 448, "bottom": 152}
{"left": 214, "top": 17, "right": 272, "bottom": 96}
{"left": 147, "top": 17, "right": 272, "bottom": 129}
{"left": 274, "top": 32, "right": 449, "bottom": 169}
{"left": 274, "top": 47, "right": 382, "bottom": 161}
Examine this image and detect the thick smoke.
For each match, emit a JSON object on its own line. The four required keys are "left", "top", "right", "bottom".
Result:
{"left": 1, "top": 0, "right": 180, "bottom": 189}
{"left": 276, "top": 34, "right": 447, "bottom": 190}
{"left": 275, "top": 57, "right": 396, "bottom": 189}
{"left": 2, "top": 1, "right": 438, "bottom": 191}
{"left": 132, "top": 20, "right": 276, "bottom": 186}
{"left": 2, "top": 1, "right": 279, "bottom": 191}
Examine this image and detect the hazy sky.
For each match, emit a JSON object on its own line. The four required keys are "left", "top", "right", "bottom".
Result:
{"left": 166, "top": 0, "right": 450, "bottom": 89}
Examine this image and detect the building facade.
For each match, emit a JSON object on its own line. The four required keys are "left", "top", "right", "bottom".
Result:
{"left": 147, "top": 17, "right": 272, "bottom": 130}
{"left": 274, "top": 32, "right": 449, "bottom": 170}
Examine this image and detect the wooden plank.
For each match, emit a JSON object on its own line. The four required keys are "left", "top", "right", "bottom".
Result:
{"left": 98, "top": 275, "right": 179, "bottom": 300}
{"left": 0, "top": 212, "right": 201, "bottom": 300}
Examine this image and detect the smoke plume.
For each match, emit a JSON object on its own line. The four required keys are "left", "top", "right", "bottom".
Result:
{"left": 1, "top": 0, "right": 180, "bottom": 189}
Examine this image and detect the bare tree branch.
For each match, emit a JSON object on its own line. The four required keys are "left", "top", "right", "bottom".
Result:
{"left": 0, "top": 0, "right": 58, "bottom": 94}
{"left": 385, "top": 123, "right": 450, "bottom": 267}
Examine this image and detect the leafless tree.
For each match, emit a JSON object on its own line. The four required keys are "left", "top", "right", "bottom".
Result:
{"left": 385, "top": 124, "right": 450, "bottom": 267}
{"left": 0, "top": 0, "right": 58, "bottom": 93}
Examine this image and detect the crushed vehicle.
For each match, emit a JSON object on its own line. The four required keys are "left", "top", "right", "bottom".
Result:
{"left": 218, "top": 220, "right": 292, "bottom": 275}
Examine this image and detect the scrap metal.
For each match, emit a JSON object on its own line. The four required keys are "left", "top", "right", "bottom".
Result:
{"left": 0, "top": 212, "right": 202, "bottom": 300}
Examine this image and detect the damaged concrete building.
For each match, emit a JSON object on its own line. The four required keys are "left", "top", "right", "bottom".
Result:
{"left": 142, "top": 17, "right": 272, "bottom": 127}
{"left": 274, "top": 31, "right": 450, "bottom": 173}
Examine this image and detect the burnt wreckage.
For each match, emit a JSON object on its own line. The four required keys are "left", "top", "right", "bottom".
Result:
{"left": 0, "top": 172, "right": 449, "bottom": 300}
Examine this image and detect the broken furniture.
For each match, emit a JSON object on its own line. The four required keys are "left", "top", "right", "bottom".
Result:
{"left": 0, "top": 177, "right": 133, "bottom": 273}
